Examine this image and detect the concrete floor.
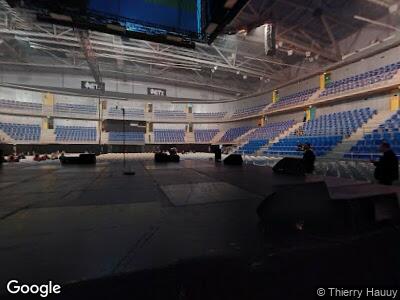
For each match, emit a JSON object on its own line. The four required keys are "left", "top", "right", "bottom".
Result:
{"left": 1, "top": 154, "right": 399, "bottom": 298}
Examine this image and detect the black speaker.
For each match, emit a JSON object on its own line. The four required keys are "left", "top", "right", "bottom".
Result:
{"left": 155, "top": 152, "right": 169, "bottom": 163}
{"left": 272, "top": 157, "right": 305, "bottom": 176}
{"left": 224, "top": 154, "right": 243, "bottom": 165}
{"left": 257, "top": 181, "right": 399, "bottom": 236}
{"left": 169, "top": 154, "right": 180, "bottom": 163}
{"left": 60, "top": 153, "right": 96, "bottom": 165}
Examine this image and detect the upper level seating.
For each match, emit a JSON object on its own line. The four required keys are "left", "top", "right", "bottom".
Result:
{"left": 219, "top": 126, "right": 254, "bottom": 143}
{"left": 154, "top": 110, "right": 186, "bottom": 119}
{"left": 108, "top": 107, "right": 145, "bottom": 119}
{"left": 0, "top": 99, "right": 42, "bottom": 111}
{"left": 154, "top": 129, "right": 185, "bottom": 143}
{"left": 194, "top": 129, "right": 219, "bottom": 143}
{"left": 320, "top": 62, "right": 400, "bottom": 97}
{"left": 54, "top": 103, "right": 97, "bottom": 115}
{"left": 268, "top": 88, "right": 318, "bottom": 110}
{"left": 108, "top": 131, "right": 145, "bottom": 142}
{"left": 232, "top": 104, "right": 266, "bottom": 119}
{"left": 55, "top": 126, "right": 97, "bottom": 142}
{"left": 345, "top": 110, "right": 400, "bottom": 160}
{"left": 237, "top": 120, "right": 295, "bottom": 154}
{"left": 265, "top": 108, "right": 376, "bottom": 157}
{"left": 193, "top": 112, "right": 227, "bottom": 119}
{"left": 0, "top": 122, "right": 41, "bottom": 141}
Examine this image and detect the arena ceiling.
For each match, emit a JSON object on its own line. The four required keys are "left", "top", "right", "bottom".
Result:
{"left": 0, "top": 0, "right": 399, "bottom": 98}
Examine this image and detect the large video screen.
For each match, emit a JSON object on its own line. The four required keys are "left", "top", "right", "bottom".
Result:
{"left": 88, "top": 0, "right": 202, "bottom": 35}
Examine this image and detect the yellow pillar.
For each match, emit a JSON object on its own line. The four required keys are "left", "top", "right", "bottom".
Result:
{"left": 320, "top": 74, "right": 325, "bottom": 90}
{"left": 390, "top": 93, "right": 399, "bottom": 111}
{"left": 272, "top": 90, "right": 279, "bottom": 103}
{"left": 43, "top": 92, "right": 54, "bottom": 105}
{"left": 42, "top": 118, "right": 48, "bottom": 130}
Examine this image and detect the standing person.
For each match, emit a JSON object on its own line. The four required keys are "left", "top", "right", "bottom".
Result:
{"left": 302, "top": 143, "right": 316, "bottom": 174}
{"left": 372, "top": 142, "right": 399, "bottom": 185}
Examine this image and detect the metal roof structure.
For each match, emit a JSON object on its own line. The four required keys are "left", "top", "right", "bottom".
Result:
{"left": 0, "top": 0, "right": 399, "bottom": 97}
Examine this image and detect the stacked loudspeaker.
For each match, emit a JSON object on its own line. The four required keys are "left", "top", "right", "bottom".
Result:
{"left": 257, "top": 182, "right": 399, "bottom": 236}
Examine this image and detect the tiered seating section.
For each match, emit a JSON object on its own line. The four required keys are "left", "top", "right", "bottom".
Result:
{"left": 54, "top": 103, "right": 97, "bottom": 115}
{"left": 0, "top": 99, "right": 42, "bottom": 111}
{"left": 232, "top": 104, "right": 266, "bottom": 119}
{"left": 193, "top": 112, "right": 226, "bottom": 119}
{"left": 345, "top": 110, "right": 400, "bottom": 160}
{"left": 154, "top": 129, "right": 185, "bottom": 143}
{"left": 320, "top": 62, "right": 400, "bottom": 97}
{"left": 55, "top": 126, "right": 97, "bottom": 142}
{"left": 266, "top": 108, "right": 375, "bottom": 157}
{"left": 154, "top": 110, "right": 186, "bottom": 119}
{"left": 237, "top": 120, "right": 295, "bottom": 154}
{"left": 269, "top": 88, "right": 318, "bottom": 111}
{"left": 108, "top": 107, "right": 145, "bottom": 119}
{"left": 219, "top": 126, "right": 254, "bottom": 143}
{"left": 0, "top": 122, "right": 41, "bottom": 141}
{"left": 108, "top": 132, "right": 145, "bottom": 143}
{"left": 194, "top": 129, "right": 219, "bottom": 143}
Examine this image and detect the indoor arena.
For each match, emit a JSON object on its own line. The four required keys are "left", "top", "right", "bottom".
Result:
{"left": 1, "top": 0, "right": 400, "bottom": 299}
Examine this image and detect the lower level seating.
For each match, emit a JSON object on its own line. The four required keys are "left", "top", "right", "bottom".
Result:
{"left": 266, "top": 108, "right": 375, "bottom": 157}
{"left": 345, "top": 110, "right": 400, "bottom": 160}
{"left": 194, "top": 129, "right": 219, "bottom": 143}
{"left": 109, "top": 132, "right": 145, "bottom": 142}
{"left": 237, "top": 139, "right": 269, "bottom": 154}
{"left": 219, "top": 126, "right": 254, "bottom": 143}
{"left": 154, "top": 129, "right": 185, "bottom": 143}
{"left": 55, "top": 126, "right": 97, "bottom": 142}
{"left": 0, "top": 122, "right": 41, "bottom": 141}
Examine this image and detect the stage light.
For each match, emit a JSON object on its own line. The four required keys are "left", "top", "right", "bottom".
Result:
{"left": 243, "top": 75, "right": 247, "bottom": 79}
{"left": 225, "top": 0, "right": 238, "bottom": 9}
{"left": 236, "top": 70, "right": 240, "bottom": 75}
{"left": 288, "top": 50, "right": 293, "bottom": 56}
{"left": 206, "top": 23, "right": 218, "bottom": 34}
{"left": 49, "top": 13, "right": 72, "bottom": 23}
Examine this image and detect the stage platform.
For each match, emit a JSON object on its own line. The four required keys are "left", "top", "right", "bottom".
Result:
{"left": 0, "top": 154, "right": 399, "bottom": 299}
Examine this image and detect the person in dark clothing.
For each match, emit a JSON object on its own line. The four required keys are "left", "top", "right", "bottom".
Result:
{"left": 372, "top": 142, "right": 399, "bottom": 185}
{"left": 302, "top": 143, "right": 316, "bottom": 174}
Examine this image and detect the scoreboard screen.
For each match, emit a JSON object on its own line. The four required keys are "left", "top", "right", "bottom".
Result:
{"left": 88, "top": 0, "right": 202, "bottom": 35}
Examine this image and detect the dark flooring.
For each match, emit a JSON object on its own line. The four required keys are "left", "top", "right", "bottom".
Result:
{"left": 0, "top": 157, "right": 399, "bottom": 299}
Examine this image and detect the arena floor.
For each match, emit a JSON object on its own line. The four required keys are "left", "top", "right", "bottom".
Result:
{"left": 1, "top": 153, "right": 400, "bottom": 298}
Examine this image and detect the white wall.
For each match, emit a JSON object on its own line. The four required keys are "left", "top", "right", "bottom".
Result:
{"left": 0, "top": 71, "right": 230, "bottom": 101}
{"left": 54, "top": 119, "right": 97, "bottom": 127}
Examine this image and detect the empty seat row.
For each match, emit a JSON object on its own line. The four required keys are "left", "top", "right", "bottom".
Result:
{"left": 54, "top": 103, "right": 98, "bottom": 115}
{"left": 236, "top": 120, "right": 295, "bottom": 154}
{"left": 0, "top": 122, "right": 41, "bottom": 141}
{"left": 268, "top": 87, "right": 318, "bottom": 111}
{"left": 0, "top": 99, "right": 42, "bottom": 111}
{"left": 108, "top": 131, "right": 145, "bottom": 142}
{"left": 154, "top": 129, "right": 185, "bottom": 143}
{"left": 232, "top": 104, "right": 267, "bottom": 118}
{"left": 154, "top": 110, "right": 186, "bottom": 118}
{"left": 265, "top": 108, "right": 375, "bottom": 157}
{"left": 55, "top": 126, "right": 97, "bottom": 142}
{"left": 194, "top": 129, "right": 219, "bottom": 143}
{"left": 345, "top": 109, "right": 400, "bottom": 159}
{"left": 320, "top": 62, "right": 400, "bottom": 97}
{"left": 219, "top": 126, "right": 254, "bottom": 143}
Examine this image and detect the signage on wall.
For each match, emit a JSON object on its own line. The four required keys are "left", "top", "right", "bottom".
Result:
{"left": 81, "top": 81, "right": 105, "bottom": 92}
{"left": 147, "top": 87, "right": 167, "bottom": 97}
